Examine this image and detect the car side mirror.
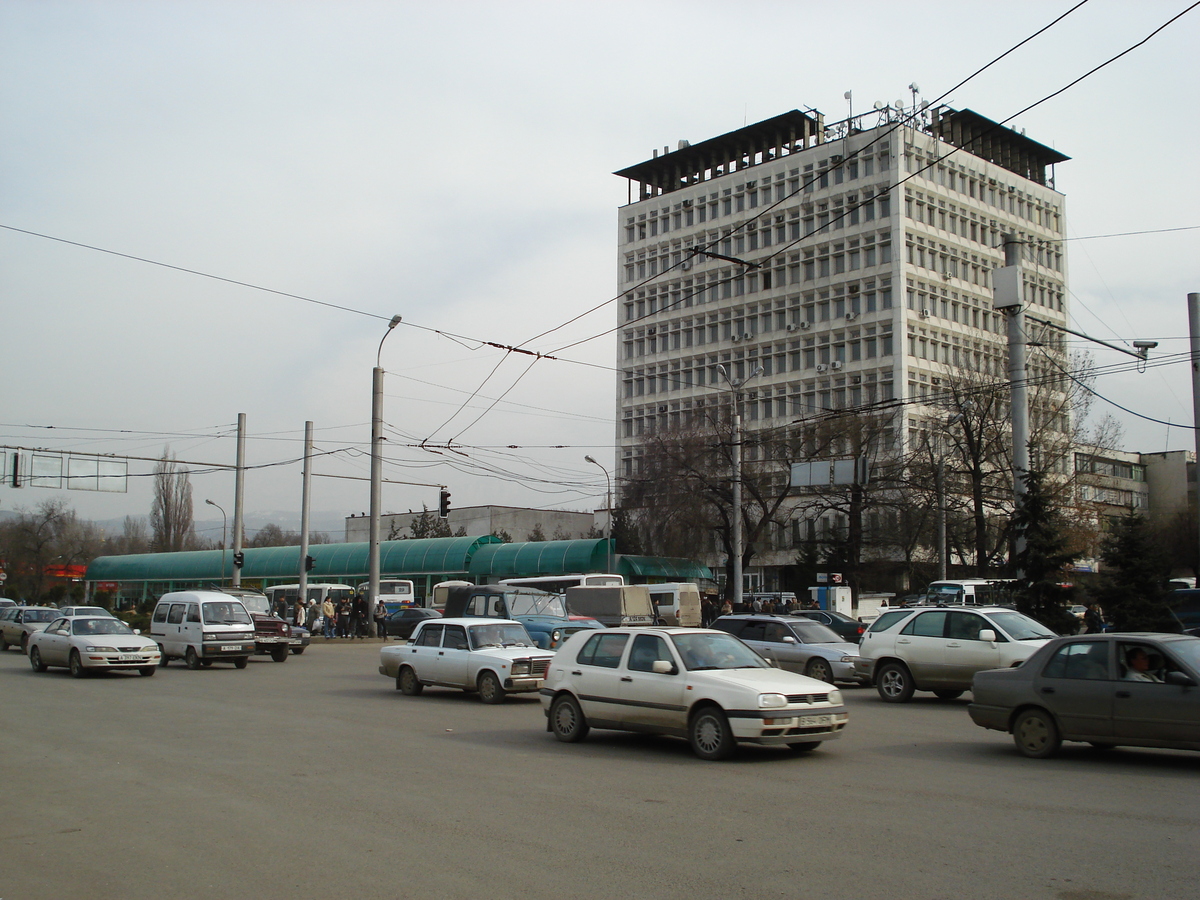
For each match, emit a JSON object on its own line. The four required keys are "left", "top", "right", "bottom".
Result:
{"left": 651, "top": 660, "right": 678, "bottom": 675}
{"left": 978, "top": 629, "right": 997, "bottom": 643}
{"left": 134, "top": 628, "right": 141, "bottom": 635}
{"left": 1165, "top": 670, "right": 1196, "bottom": 688}
{"left": 782, "top": 636, "right": 796, "bottom": 644}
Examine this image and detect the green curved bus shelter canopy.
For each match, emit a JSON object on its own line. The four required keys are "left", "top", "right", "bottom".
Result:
{"left": 619, "top": 556, "right": 712, "bottom": 581}
{"left": 467, "top": 539, "right": 613, "bottom": 578}
{"left": 86, "top": 534, "right": 502, "bottom": 583}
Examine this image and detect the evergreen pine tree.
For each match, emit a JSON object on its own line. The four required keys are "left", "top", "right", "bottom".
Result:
{"left": 1093, "top": 511, "right": 1178, "bottom": 633}
{"left": 1011, "top": 470, "right": 1076, "bottom": 634}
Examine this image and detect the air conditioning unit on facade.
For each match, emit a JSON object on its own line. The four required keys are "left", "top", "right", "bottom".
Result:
{"left": 831, "top": 360, "right": 843, "bottom": 370}
{"left": 785, "top": 323, "right": 798, "bottom": 332}
{"left": 731, "top": 334, "right": 742, "bottom": 343}
{"left": 816, "top": 364, "right": 829, "bottom": 373}
{"left": 799, "top": 321, "right": 811, "bottom": 330}
{"left": 920, "top": 308, "right": 931, "bottom": 318}
{"left": 845, "top": 312, "right": 858, "bottom": 322}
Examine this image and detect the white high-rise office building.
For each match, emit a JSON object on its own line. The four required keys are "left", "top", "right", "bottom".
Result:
{"left": 613, "top": 103, "right": 1070, "bottom": 591}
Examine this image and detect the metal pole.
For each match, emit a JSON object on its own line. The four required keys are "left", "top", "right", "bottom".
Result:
{"left": 1003, "top": 234, "right": 1029, "bottom": 559}
{"left": 368, "top": 365, "right": 384, "bottom": 631}
{"left": 1188, "top": 293, "right": 1200, "bottom": 575}
{"left": 937, "top": 456, "right": 947, "bottom": 581}
{"left": 368, "top": 315, "right": 401, "bottom": 637}
{"left": 298, "top": 421, "right": 313, "bottom": 608}
{"left": 206, "top": 499, "right": 227, "bottom": 586}
{"left": 585, "top": 455, "right": 613, "bottom": 574}
{"left": 731, "top": 406, "right": 744, "bottom": 610}
{"left": 231, "top": 413, "right": 246, "bottom": 587}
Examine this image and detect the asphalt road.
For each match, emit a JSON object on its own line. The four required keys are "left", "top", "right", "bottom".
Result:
{"left": 1, "top": 640, "right": 1196, "bottom": 900}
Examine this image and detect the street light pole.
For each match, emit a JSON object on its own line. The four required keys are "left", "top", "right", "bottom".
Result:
{"left": 206, "top": 499, "right": 227, "bottom": 586}
{"left": 584, "top": 455, "right": 613, "bottom": 574}
{"left": 369, "top": 315, "right": 402, "bottom": 636}
{"left": 717, "top": 364, "right": 762, "bottom": 610}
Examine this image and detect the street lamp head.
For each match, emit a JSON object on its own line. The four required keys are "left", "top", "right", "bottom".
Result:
{"left": 387, "top": 315, "right": 402, "bottom": 330}
{"left": 205, "top": 499, "right": 217, "bottom": 508}
{"left": 584, "top": 455, "right": 597, "bottom": 465}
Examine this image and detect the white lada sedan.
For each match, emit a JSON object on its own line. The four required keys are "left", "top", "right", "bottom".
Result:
{"left": 379, "top": 617, "right": 555, "bottom": 704}
{"left": 28, "top": 616, "right": 161, "bottom": 678}
{"left": 540, "top": 627, "right": 849, "bottom": 760}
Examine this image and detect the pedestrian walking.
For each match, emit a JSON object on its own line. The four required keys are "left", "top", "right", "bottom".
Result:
{"left": 337, "top": 597, "right": 353, "bottom": 638}
{"left": 374, "top": 598, "right": 389, "bottom": 640}
{"left": 322, "top": 596, "right": 336, "bottom": 638}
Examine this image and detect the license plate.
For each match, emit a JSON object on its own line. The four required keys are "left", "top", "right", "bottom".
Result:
{"left": 798, "top": 714, "right": 833, "bottom": 727}
{"left": 220, "top": 645, "right": 239, "bottom": 652}
{"left": 118, "top": 654, "right": 140, "bottom": 661}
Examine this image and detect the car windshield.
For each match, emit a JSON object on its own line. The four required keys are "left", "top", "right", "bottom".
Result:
{"left": 788, "top": 621, "right": 844, "bottom": 643}
{"left": 1165, "top": 639, "right": 1200, "bottom": 672}
{"left": 23, "top": 609, "right": 56, "bottom": 623}
{"left": 985, "top": 610, "right": 1056, "bottom": 641}
{"left": 71, "top": 618, "right": 134, "bottom": 636}
{"left": 671, "top": 632, "right": 768, "bottom": 671}
{"left": 233, "top": 593, "right": 271, "bottom": 615}
{"left": 66, "top": 607, "right": 110, "bottom": 616}
{"left": 202, "top": 602, "right": 252, "bottom": 625}
{"left": 506, "top": 590, "right": 567, "bottom": 618}
{"left": 469, "top": 623, "right": 534, "bottom": 649}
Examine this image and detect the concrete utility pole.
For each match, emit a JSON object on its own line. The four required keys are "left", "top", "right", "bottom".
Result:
{"left": 232, "top": 413, "right": 246, "bottom": 587}
{"left": 1188, "top": 293, "right": 1200, "bottom": 574}
{"left": 299, "top": 420, "right": 313, "bottom": 605}
{"left": 718, "top": 364, "right": 762, "bottom": 609}
{"left": 584, "top": 455, "right": 613, "bottom": 575}
{"left": 369, "top": 316, "right": 402, "bottom": 635}
{"left": 1003, "top": 235, "right": 1030, "bottom": 512}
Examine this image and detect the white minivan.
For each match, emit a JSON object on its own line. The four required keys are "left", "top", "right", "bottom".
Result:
{"left": 150, "top": 591, "right": 256, "bottom": 669}
{"left": 646, "top": 583, "right": 703, "bottom": 627}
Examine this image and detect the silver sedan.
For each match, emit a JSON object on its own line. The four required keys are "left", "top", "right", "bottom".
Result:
{"left": 27, "top": 616, "right": 160, "bottom": 678}
{"left": 711, "top": 615, "right": 863, "bottom": 684}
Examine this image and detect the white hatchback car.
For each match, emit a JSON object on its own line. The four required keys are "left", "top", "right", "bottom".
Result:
{"left": 379, "top": 617, "right": 555, "bottom": 704}
{"left": 541, "top": 627, "right": 849, "bottom": 760}
{"left": 853, "top": 606, "right": 1056, "bottom": 702}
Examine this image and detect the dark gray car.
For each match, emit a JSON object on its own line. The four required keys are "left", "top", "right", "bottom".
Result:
{"left": 969, "top": 633, "right": 1200, "bottom": 758}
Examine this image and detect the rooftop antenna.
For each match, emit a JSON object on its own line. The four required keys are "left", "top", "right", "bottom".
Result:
{"left": 843, "top": 90, "right": 853, "bottom": 155}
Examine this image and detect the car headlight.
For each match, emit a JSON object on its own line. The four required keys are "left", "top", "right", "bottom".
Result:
{"left": 758, "top": 692, "right": 788, "bottom": 709}
{"left": 551, "top": 629, "right": 562, "bottom": 643}
{"left": 86, "top": 646, "right": 116, "bottom": 653}
{"left": 839, "top": 656, "right": 855, "bottom": 663}
{"left": 826, "top": 690, "right": 843, "bottom": 705}
{"left": 511, "top": 659, "right": 531, "bottom": 676}
{"left": 282, "top": 625, "right": 289, "bottom": 635}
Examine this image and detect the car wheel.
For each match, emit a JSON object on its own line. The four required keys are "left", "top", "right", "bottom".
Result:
{"left": 201, "top": 660, "right": 213, "bottom": 667}
{"left": 158, "top": 645, "right": 169, "bottom": 667}
{"left": 0, "top": 636, "right": 8, "bottom": 651}
{"left": 689, "top": 706, "right": 736, "bottom": 761}
{"left": 805, "top": 658, "right": 834, "bottom": 684}
{"left": 29, "top": 646, "right": 47, "bottom": 673}
{"left": 1012, "top": 708, "right": 1061, "bottom": 759}
{"left": 550, "top": 694, "right": 589, "bottom": 743}
{"left": 233, "top": 656, "right": 249, "bottom": 669}
{"left": 69, "top": 649, "right": 87, "bottom": 679}
{"left": 933, "top": 690, "right": 964, "bottom": 700}
{"left": 398, "top": 666, "right": 423, "bottom": 696}
{"left": 291, "top": 647, "right": 305, "bottom": 655}
{"left": 478, "top": 670, "right": 505, "bottom": 704}
{"left": 139, "top": 666, "right": 156, "bottom": 677}
{"left": 270, "top": 645, "right": 289, "bottom": 663}
{"left": 876, "top": 662, "right": 915, "bottom": 703}
{"left": 787, "top": 741, "right": 822, "bottom": 752}
{"left": 20, "top": 633, "right": 29, "bottom": 654}
{"left": 185, "top": 647, "right": 200, "bottom": 670}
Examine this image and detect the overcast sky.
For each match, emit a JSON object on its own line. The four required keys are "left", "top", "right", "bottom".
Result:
{"left": 2, "top": 0, "right": 1198, "bottom": 541}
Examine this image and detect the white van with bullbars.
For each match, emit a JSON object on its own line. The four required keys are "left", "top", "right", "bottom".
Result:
{"left": 150, "top": 591, "right": 256, "bottom": 669}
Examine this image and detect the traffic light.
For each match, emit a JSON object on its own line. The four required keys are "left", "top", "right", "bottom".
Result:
{"left": 438, "top": 488, "right": 451, "bottom": 519}
{"left": 233, "top": 551, "right": 245, "bottom": 569}
{"left": 305, "top": 555, "right": 315, "bottom": 572}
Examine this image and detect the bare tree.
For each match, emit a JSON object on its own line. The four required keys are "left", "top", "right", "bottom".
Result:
{"left": 150, "top": 448, "right": 194, "bottom": 552}
{"left": 0, "top": 499, "right": 103, "bottom": 602}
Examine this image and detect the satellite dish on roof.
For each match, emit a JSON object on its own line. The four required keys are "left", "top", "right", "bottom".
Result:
{"left": 873, "top": 101, "right": 885, "bottom": 110}
{"left": 895, "top": 99, "right": 906, "bottom": 108}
